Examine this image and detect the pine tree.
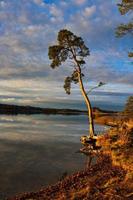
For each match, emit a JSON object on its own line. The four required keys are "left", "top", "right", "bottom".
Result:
{"left": 48, "top": 30, "right": 104, "bottom": 138}
{"left": 116, "top": 0, "right": 133, "bottom": 57}
{"left": 124, "top": 96, "right": 133, "bottom": 116}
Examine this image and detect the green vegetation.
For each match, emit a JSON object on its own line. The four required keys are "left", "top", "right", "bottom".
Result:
{"left": 116, "top": 0, "right": 133, "bottom": 57}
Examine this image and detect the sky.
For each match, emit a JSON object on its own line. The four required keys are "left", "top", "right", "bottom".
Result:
{"left": 0, "top": 0, "right": 133, "bottom": 108}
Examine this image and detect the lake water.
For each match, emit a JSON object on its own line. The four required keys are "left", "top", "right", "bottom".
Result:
{"left": 0, "top": 114, "right": 108, "bottom": 198}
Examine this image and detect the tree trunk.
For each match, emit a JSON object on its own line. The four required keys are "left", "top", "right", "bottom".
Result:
{"left": 69, "top": 47, "right": 95, "bottom": 138}
{"left": 78, "top": 71, "right": 95, "bottom": 138}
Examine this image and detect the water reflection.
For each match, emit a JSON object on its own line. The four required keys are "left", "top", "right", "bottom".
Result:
{"left": 0, "top": 114, "right": 107, "bottom": 198}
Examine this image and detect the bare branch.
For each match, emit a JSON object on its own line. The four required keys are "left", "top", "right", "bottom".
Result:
{"left": 87, "top": 82, "right": 106, "bottom": 95}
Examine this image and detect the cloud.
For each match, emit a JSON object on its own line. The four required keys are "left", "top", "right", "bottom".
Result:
{"left": 50, "top": 4, "right": 62, "bottom": 17}
{"left": 0, "top": 0, "right": 6, "bottom": 8}
{"left": 33, "top": 0, "right": 46, "bottom": 6}
{"left": 73, "top": 0, "right": 86, "bottom": 5}
{"left": 49, "top": 3, "right": 64, "bottom": 23}
{"left": 60, "top": 1, "right": 68, "bottom": 8}
{"left": 0, "top": 0, "right": 132, "bottom": 105}
{"left": 83, "top": 6, "right": 96, "bottom": 17}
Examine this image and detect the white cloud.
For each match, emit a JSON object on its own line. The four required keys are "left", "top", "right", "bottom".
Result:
{"left": 99, "top": 2, "right": 112, "bottom": 17}
{"left": 49, "top": 4, "right": 64, "bottom": 23}
{"left": 33, "top": 0, "right": 46, "bottom": 6}
{"left": 83, "top": 6, "right": 96, "bottom": 17}
{"left": 24, "top": 25, "right": 44, "bottom": 36}
{"left": 0, "top": 1, "right": 6, "bottom": 8}
{"left": 50, "top": 4, "right": 63, "bottom": 18}
{"left": 50, "top": 17, "right": 57, "bottom": 23}
{"left": 60, "top": 1, "right": 68, "bottom": 7}
{"left": 73, "top": 0, "right": 86, "bottom": 5}
{"left": 18, "top": 14, "right": 29, "bottom": 24}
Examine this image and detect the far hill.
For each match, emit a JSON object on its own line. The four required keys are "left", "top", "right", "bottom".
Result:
{"left": 0, "top": 103, "right": 116, "bottom": 115}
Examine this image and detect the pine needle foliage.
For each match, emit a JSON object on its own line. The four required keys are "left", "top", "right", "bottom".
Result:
{"left": 48, "top": 29, "right": 89, "bottom": 94}
{"left": 116, "top": 0, "right": 133, "bottom": 57}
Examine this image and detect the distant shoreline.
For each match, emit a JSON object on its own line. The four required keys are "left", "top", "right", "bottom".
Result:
{"left": 0, "top": 103, "right": 117, "bottom": 115}
{"left": 0, "top": 103, "right": 119, "bottom": 127}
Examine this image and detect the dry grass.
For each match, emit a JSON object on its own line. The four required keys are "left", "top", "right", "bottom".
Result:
{"left": 8, "top": 154, "right": 131, "bottom": 200}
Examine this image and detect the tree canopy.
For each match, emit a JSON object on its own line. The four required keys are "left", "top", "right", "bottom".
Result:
{"left": 48, "top": 29, "right": 90, "bottom": 94}
{"left": 118, "top": 0, "right": 133, "bottom": 15}
{"left": 116, "top": 0, "right": 133, "bottom": 57}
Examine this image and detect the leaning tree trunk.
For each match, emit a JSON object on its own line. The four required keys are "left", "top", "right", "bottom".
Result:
{"left": 70, "top": 47, "right": 95, "bottom": 138}
{"left": 78, "top": 70, "right": 95, "bottom": 138}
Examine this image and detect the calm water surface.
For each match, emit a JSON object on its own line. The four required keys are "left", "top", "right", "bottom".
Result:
{"left": 0, "top": 114, "right": 108, "bottom": 198}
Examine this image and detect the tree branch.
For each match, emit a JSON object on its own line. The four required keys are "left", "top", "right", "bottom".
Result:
{"left": 87, "top": 82, "right": 106, "bottom": 95}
